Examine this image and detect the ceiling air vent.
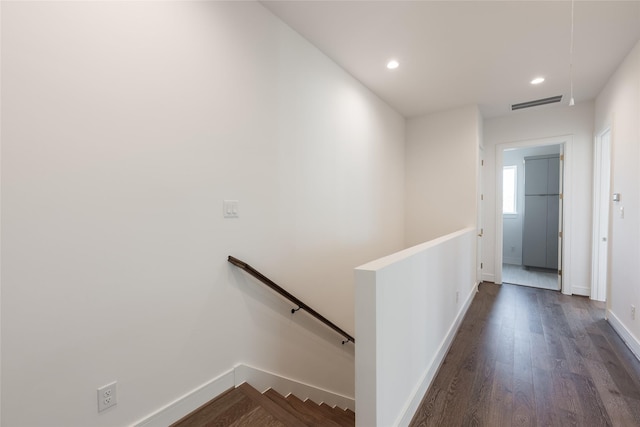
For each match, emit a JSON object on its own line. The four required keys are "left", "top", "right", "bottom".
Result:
{"left": 511, "top": 95, "right": 563, "bottom": 111}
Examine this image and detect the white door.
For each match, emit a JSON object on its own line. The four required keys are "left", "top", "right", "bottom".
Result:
{"left": 592, "top": 129, "right": 611, "bottom": 301}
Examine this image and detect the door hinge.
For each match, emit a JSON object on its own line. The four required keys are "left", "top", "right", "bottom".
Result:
{"left": 481, "top": 262, "right": 483, "bottom": 269}
{"left": 559, "top": 193, "right": 563, "bottom": 200}
{"left": 559, "top": 231, "right": 563, "bottom": 238}
{"left": 481, "top": 194, "right": 484, "bottom": 201}
{"left": 558, "top": 269, "right": 562, "bottom": 276}
{"left": 481, "top": 160, "right": 484, "bottom": 166}
{"left": 560, "top": 154, "right": 564, "bottom": 161}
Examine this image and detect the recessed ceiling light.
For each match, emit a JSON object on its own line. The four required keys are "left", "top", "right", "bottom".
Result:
{"left": 530, "top": 77, "right": 545, "bottom": 85}
{"left": 386, "top": 59, "right": 399, "bottom": 70}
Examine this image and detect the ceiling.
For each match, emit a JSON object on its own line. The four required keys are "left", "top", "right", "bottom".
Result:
{"left": 262, "top": 0, "right": 640, "bottom": 119}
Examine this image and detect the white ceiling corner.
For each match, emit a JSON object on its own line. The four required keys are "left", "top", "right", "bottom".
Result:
{"left": 262, "top": 0, "right": 640, "bottom": 119}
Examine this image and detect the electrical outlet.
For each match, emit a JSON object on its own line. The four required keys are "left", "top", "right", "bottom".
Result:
{"left": 97, "top": 381, "right": 117, "bottom": 412}
{"left": 632, "top": 305, "right": 636, "bottom": 320}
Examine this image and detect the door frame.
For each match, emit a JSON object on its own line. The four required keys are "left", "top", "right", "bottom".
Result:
{"left": 591, "top": 127, "right": 611, "bottom": 302}
{"left": 495, "top": 135, "right": 573, "bottom": 295}
{"left": 477, "top": 146, "right": 484, "bottom": 284}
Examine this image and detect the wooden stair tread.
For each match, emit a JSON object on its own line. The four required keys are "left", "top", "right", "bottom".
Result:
{"left": 211, "top": 393, "right": 262, "bottom": 427}
{"left": 344, "top": 409, "right": 355, "bottom": 422}
{"left": 323, "top": 406, "right": 354, "bottom": 426}
{"left": 229, "top": 405, "right": 285, "bottom": 427}
{"left": 238, "top": 383, "right": 306, "bottom": 427}
{"left": 302, "top": 399, "right": 340, "bottom": 424}
{"left": 170, "top": 382, "right": 354, "bottom": 427}
{"left": 317, "top": 402, "right": 353, "bottom": 426}
{"left": 264, "top": 389, "right": 319, "bottom": 425}
{"left": 285, "top": 394, "right": 342, "bottom": 426}
{"left": 330, "top": 406, "right": 354, "bottom": 424}
{"left": 170, "top": 387, "right": 252, "bottom": 427}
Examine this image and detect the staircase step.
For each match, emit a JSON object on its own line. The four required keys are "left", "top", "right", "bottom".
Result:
{"left": 332, "top": 406, "right": 355, "bottom": 426}
{"left": 285, "top": 394, "right": 342, "bottom": 426}
{"left": 324, "top": 404, "right": 354, "bottom": 425}
{"left": 344, "top": 409, "right": 355, "bottom": 423}
{"left": 169, "top": 382, "right": 354, "bottom": 427}
{"left": 237, "top": 383, "right": 306, "bottom": 426}
{"left": 264, "top": 389, "right": 318, "bottom": 425}
{"left": 314, "top": 402, "right": 354, "bottom": 426}
{"left": 171, "top": 387, "right": 256, "bottom": 427}
{"left": 229, "top": 405, "right": 285, "bottom": 427}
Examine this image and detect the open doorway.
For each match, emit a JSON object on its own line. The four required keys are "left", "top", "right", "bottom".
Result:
{"left": 495, "top": 136, "right": 571, "bottom": 293}
{"left": 501, "top": 144, "right": 562, "bottom": 290}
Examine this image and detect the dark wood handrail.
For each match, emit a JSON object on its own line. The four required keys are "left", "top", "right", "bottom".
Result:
{"left": 228, "top": 255, "right": 355, "bottom": 344}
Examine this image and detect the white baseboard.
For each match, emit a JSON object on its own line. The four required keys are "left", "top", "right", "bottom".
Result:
{"left": 235, "top": 364, "right": 354, "bottom": 411}
{"left": 607, "top": 310, "right": 640, "bottom": 361}
{"left": 396, "top": 282, "right": 478, "bottom": 426}
{"left": 571, "top": 285, "right": 590, "bottom": 297}
{"left": 482, "top": 273, "right": 495, "bottom": 283}
{"left": 133, "top": 364, "right": 354, "bottom": 427}
{"left": 133, "top": 369, "right": 235, "bottom": 427}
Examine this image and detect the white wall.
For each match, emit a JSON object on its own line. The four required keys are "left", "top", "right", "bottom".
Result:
{"left": 594, "top": 40, "right": 640, "bottom": 352}
{"left": 405, "top": 106, "right": 480, "bottom": 246}
{"left": 0, "top": 2, "right": 405, "bottom": 426}
{"left": 0, "top": 2, "right": 3, "bottom": 421}
{"left": 355, "top": 228, "right": 476, "bottom": 427}
{"left": 502, "top": 145, "right": 561, "bottom": 265}
{"left": 483, "top": 102, "right": 594, "bottom": 295}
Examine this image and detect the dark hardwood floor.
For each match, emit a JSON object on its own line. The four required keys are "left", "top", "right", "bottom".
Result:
{"left": 410, "top": 282, "right": 640, "bottom": 426}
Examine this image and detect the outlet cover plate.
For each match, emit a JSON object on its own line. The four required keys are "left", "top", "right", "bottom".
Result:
{"left": 97, "top": 381, "right": 117, "bottom": 412}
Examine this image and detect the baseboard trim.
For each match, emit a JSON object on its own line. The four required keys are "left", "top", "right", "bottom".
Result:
{"left": 482, "top": 273, "right": 495, "bottom": 283}
{"left": 572, "top": 286, "right": 590, "bottom": 297}
{"left": 133, "top": 364, "right": 354, "bottom": 426}
{"left": 607, "top": 310, "right": 640, "bottom": 361}
{"left": 396, "top": 281, "right": 478, "bottom": 426}
{"left": 133, "top": 369, "right": 235, "bottom": 427}
{"left": 235, "top": 364, "right": 354, "bottom": 410}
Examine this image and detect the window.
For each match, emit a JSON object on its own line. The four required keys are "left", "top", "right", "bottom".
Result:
{"left": 503, "top": 165, "right": 517, "bottom": 214}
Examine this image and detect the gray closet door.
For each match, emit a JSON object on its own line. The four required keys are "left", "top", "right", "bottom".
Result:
{"left": 524, "top": 158, "right": 549, "bottom": 195}
{"left": 523, "top": 154, "right": 561, "bottom": 269}
{"left": 547, "top": 157, "right": 560, "bottom": 195}
{"left": 523, "top": 195, "right": 548, "bottom": 268}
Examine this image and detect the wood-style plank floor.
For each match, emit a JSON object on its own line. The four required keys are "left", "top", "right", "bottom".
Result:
{"left": 410, "top": 282, "right": 640, "bottom": 426}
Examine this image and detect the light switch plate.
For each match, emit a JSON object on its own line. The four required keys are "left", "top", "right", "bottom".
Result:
{"left": 223, "top": 200, "right": 239, "bottom": 218}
